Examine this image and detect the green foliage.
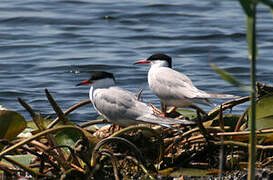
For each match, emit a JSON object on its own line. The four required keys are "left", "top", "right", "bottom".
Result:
{"left": 55, "top": 128, "right": 82, "bottom": 154}
{"left": 2, "top": 154, "right": 35, "bottom": 167}
{"left": 0, "top": 108, "right": 26, "bottom": 140}
{"left": 248, "top": 94, "right": 273, "bottom": 130}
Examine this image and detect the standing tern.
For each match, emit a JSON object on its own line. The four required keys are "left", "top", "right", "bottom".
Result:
{"left": 76, "top": 71, "right": 195, "bottom": 128}
{"left": 134, "top": 53, "right": 238, "bottom": 116}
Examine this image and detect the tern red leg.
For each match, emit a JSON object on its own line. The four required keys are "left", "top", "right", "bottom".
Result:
{"left": 160, "top": 102, "right": 167, "bottom": 117}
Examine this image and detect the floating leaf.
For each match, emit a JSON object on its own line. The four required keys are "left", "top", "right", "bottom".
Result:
{"left": 160, "top": 167, "right": 212, "bottom": 177}
{"left": 210, "top": 63, "right": 249, "bottom": 91}
{"left": 55, "top": 128, "right": 82, "bottom": 154}
{"left": 175, "top": 108, "right": 197, "bottom": 119}
{"left": 0, "top": 108, "right": 26, "bottom": 139}
{"left": 248, "top": 94, "right": 273, "bottom": 130}
{"left": 2, "top": 154, "right": 35, "bottom": 167}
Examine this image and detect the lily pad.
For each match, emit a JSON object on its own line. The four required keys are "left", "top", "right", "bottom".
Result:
{"left": 55, "top": 128, "right": 82, "bottom": 154}
{"left": 159, "top": 167, "right": 212, "bottom": 177}
{"left": 0, "top": 106, "right": 26, "bottom": 140}
{"left": 2, "top": 154, "right": 35, "bottom": 167}
{"left": 248, "top": 94, "right": 273, "bottom": 130}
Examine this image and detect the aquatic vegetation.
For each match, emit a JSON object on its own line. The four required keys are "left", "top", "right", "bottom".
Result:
{"left": 1, "top": 83, "right": 273, "bottom": 179}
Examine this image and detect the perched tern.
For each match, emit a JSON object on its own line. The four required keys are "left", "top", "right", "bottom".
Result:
{"left": 134, "top": 53, "right": 238, "bottom": 116}
{"left": 76, "top": 71, "right": 195, "bottom": 127}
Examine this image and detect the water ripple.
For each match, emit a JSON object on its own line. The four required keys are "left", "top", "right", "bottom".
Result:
{"left": 0, "top": 0, "right": 272, "bottom": 122}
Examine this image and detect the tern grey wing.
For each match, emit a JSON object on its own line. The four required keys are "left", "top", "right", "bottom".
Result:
{"left": 93, "top": 87, "right": 155, "bottom": 124}
{"left": 93, "top": 87, "right": 196, "bottom": 126}
{"left": 151, "top": 67, "right": 238, "bottom": 100}
{"left": 149, "top": 67, "right": 209, "bottom": 99}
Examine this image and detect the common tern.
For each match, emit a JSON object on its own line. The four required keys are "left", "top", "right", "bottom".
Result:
{"left": 134, "top": 53, "right": 238, "bottom": 116}
{"left": 76, "top": 71, "right": 195, "bottom": 127}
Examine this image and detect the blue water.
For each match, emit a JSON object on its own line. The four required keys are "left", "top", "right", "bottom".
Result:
{"left": 1, "top": 0, "right": 272, "bottom": 123}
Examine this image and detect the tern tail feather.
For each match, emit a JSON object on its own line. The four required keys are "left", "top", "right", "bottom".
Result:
{"left": 206, "top": 92, "right": 239, "bottom": 99}
{"left": 137, "top": 114, "right": 196, "bottom": 126}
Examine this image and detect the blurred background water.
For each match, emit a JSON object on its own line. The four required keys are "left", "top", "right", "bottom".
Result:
{"left": 0, "top": 0, "right": 272, "bottom": 123}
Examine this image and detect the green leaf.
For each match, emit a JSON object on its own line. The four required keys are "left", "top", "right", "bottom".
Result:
{"left": 248, "top": 94, "right": 273, "bottom": 130}
{"left": 210, "top": 63, "right": 249, "bottom": 91}
{"left": 160, "top": 168, "right": 212, "bottom": 177}
{"left": 175, "top": 108, "right": 197, "bottom": 119}
{"left": 0, "top": 108, "right": 26, "bottom": 139}
{"left": 27, "top": 118, "right": 74, "bottom": 130}
{"left": 239, "top": 0, "right": 254, "bottom": 17}
{"left": 55, "top": 128, "right": 82, "bottom": 154}
{"left": 2, "top": 154, "right": 35, "bottom": 167}
{"left": 246, "top": 16, "right": 258, "bottom": 60}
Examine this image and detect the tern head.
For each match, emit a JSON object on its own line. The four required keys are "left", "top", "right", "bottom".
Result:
{"left": 134, "top": 53, "right": 172, "bottom": 68}
{"left": 76, "top": 71, "right": 115, "bottom": 87}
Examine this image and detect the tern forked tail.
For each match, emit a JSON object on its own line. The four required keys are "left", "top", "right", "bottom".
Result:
{"left": 206, "top": 92, "right": 239, "bottom": 99}
{"left": 137, "top": 113, "right": 196, "bottom": 126}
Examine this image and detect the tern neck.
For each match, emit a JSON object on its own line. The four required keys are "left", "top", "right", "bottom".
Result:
{"left": 92, "top": 78, "right": 115, "bottom": 89}
{"left": 89, "top": 78, "right": 115, "bottom": 104}
{"left": 150, "top": 60, "right": 170, "bottom": 68}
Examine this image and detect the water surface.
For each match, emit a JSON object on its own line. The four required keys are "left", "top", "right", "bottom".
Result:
{"left": 0, "top": 0, "right": 272, "bottom": 123}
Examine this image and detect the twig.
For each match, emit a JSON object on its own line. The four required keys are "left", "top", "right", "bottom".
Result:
{"left": 110, "top": 125, "right": 164, "bottom": 163}
{"left": 45, "top": 89, "right": 68, "bottom": 124}
{"left": 196, "top": 110, "right": 215, "bottom": 140}
{"left": 80, "top": 119, "right": 108, "bottom": 128}
{"left": 216, "top": 128, "right": 273, "bottom": 136}
{"left": 0, "top": 125, "right": 89, "bottom": 158}
{"left": 97, "top": 150, "right": 120, "bottom": 180}
{"left": 213, "top": 140, "right": 273, "bottom": 150}
{"left": 18, "top": 98, "right": 36, "bottom": 119}
{"left": 91, "top": 137, "right": 145, "bottom": 167}
{"left": 125, "top": 155, "right": 156, "bottom": 180}
{"left": 149, "top": 103, "right": 161, "bottom": 115}
{"left": 234, "top": 107, "right": 249, "bottom": 132}
{"left": 137, "top": 88, "right": 143, "bottom": 100}
{"left": 208, "top": 96, "right": 250, "bottom": 120}
{"left": 218, "top": 104, "right": 224, "bottom": 178}
{"left": 47, "top": 99, "right": 91, "bottom": 129}
{"left": 190, "top": 104, "right": 207, "bottom": 116}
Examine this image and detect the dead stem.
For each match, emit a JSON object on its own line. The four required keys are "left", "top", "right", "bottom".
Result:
{"left": 0, "top": 126, "right": 90, "bottom": 158}
{"left": 97, "top": 150, "right": 120, "bottom": 180}
{"left": 80, "top": 119, "right": 108, "bottom": 128}
{"left": 91, "top": 137, "right": 145, "bottom": 167}
{"left": 18, "top": 97, "right": 36, "bottom": 119}
{"left": 234, "top": 107, "right": 249, "bottom": 132}
{"left": 213, "top": 140, "right": 273, "bottom": 150}
{"left": 47, "top": 99, "right": 91, "bottom": 129}
{"left": 45, "top": 89, "right": 68, "bottom": 124}
{"left": 208, "top": 96, "right": 250, "bottom": 120}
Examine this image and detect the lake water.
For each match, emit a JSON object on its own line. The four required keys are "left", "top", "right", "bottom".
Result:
{"left": 1, "top": 0, "right": 272, "bottom": 123}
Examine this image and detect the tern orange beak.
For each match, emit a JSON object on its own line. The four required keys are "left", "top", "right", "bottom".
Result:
{"left": 76, "top": 79, "right": 92, "bottom": 86}
{"left": 133, "top": 59, "right": 150, "bottom": 64}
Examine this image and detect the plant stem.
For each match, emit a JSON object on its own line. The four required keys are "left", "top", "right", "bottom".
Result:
{"left": 248, "top": 2, "right": 257, "bottom": 180}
